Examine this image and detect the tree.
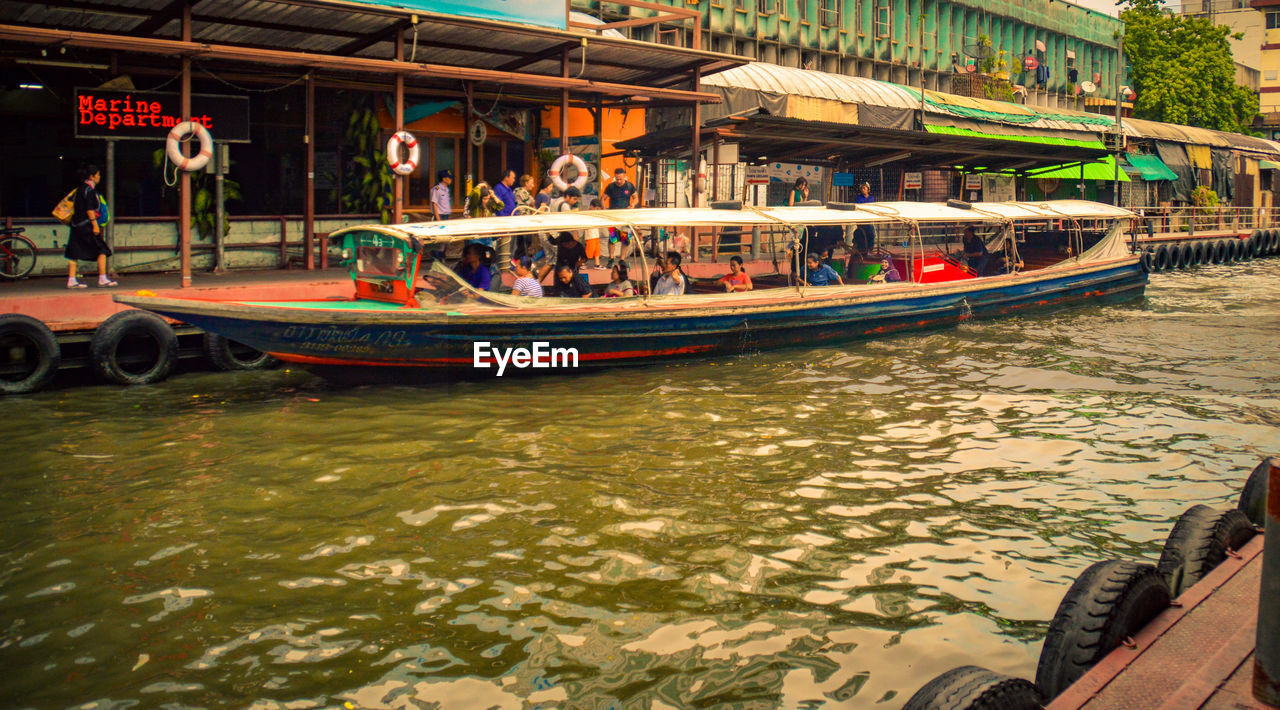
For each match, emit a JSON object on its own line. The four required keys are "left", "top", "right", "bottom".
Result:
{"left": 1120, "top": 0, "right": 1258, "bottom": 134}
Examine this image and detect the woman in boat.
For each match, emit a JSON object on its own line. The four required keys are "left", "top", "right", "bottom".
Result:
{"left": 870, "top": 256, "right": 902, "bottom": 283}
{"left": 511, "top": 256, "right": 543, "bottom": 297}
{"left": 718, "top": 255, "right": 753, "bottom": 292}
{"left": 605, "top": 261, "right": 636, "bottom": 297}
{"left": 651, "top": 251, "right": 687, "bottom": 295}
{"left": 805, "top": 252, "right": 843, "bottom": 286}
{"left": 962, "top": 226, "right": 989, "bottom": 275}
{"left": 455, "top": 243, "right": 492, "bottom": 291}
{"left": 788, "top": 177, "right": 809, "bottom": 206}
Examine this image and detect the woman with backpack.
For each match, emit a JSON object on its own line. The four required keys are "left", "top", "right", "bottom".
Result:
{"left": 63, "top": 164, "right": 116, "bottom": 288}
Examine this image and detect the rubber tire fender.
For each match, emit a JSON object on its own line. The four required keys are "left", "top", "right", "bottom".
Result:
{"left": 1139, "top": 250, "right": 1153, "bottom": 273}
{"left": 902, "top": 666, "right": 1043, "bottom": 710}
{"left": 1225, "top": 239, "right": 1239, "bottom": 262}
{"left": 1210, "top": 240, "right": 1225, "bottom": 263}
{"left": 1238, "top": 459, "right": 1273, "bottom": 526}
{"left": 1240, "top": 237, "right": 1255, "bottom": 261}
{"left": 90, "top": 310, "right": 178, "bottom": 386}
{"left": 202, "top": 333, "right": 277, "bottom": 371}
{"left": 1191, "top": 241, "right": 1206, "bottom": 265}
{"left": 0, "top": 313, "right": 60, "bottom": 395}
{"left": 1269, "top": 229, "right": 1280, "bottom": 254}
{"left": 1178, "top": 243, "right": 1195, "bottom": 268}
{"left": 1034, "top": 560, "right": 1171, "bottom": 699}
{"left": 1156, "top": 505, "right": 1256, "bottom": 597}
{"left": 1154, "top": 245, "right": 1170, "bottom": 271}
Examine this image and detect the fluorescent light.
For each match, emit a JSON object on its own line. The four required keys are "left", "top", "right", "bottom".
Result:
{"left": 18, "top": 83, "right": 44, "bottom": 90}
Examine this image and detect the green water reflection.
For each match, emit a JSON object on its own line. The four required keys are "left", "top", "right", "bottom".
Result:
{"left": 2, "top": 261, "right": 1278, "bottom": 708}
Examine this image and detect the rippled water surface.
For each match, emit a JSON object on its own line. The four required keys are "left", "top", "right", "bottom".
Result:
{"left": 3, "top": 261, "right": 1279, "bottom": 708}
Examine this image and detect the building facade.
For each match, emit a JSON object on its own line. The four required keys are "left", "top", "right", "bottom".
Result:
{"left": 576, "top": 0, "right": 1125, "bottom": 105}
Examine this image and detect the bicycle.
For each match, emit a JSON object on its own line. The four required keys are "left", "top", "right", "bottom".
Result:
{"left": 0, "top": 227, "right": 37, "bottom": 280}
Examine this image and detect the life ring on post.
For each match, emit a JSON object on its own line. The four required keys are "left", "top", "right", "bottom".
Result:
{"left": 683, "top": 159, "right": 709, "bottom": 207}
{"left": 165, "top": 121, "right": 214, "bottom": 172}
{"left": 548, "top": 153, "right": 589, "bottom": 192}
{"left": 386, "top": 131, "right": 420, "bottom": 176}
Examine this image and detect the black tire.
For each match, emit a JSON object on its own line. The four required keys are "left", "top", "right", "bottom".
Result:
{"left": 89, "top": 310, "right": 178, "bottom": 386}
{"left": 1190, "top": 241, "right": 1205, "bottom": 266}
{"left": 1269, "top": 230, "right": 1280, "bottom": 255}
{"left": 1035, "top": 560, "right": 1171, "bottom": 699}
{"left": 903, "top": 666, "right": 1043, "bottom": 710}
{"left": 1238, "top": 459, "right": 1273, "bottom": 526}
{"left": 1139, "top": 250, "right": 1153, "bottom": 273}
{"left": 1156, "top": 505, "right": 1257, "bottom": 597}
{"left": 1228, "top": 239, "right": 1242, "bottom": 261}
{"left": 202, "top": 333, "right": 277, "bottom": 371}
{"left": 1178, "top": 244, "right": 1194, "bottom": 268}
{"left": 0, "top": 314, "right": 60, "bottom": 395}
{"left": 1213, "top": 240, "right": 1227, "bottom": 263}
{"left": 1240, "top": 238, "right": 1255, "bottom": 261}
{"left": 1154, "top": 245, "right": 1170, "bottom": 271}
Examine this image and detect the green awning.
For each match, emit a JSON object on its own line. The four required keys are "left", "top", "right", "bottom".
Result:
{"left": 1124, "top": 153, "right": 1178, "bottom": 181}
{"left": 925, "top": 124, "right": 1106, "bottom": 149}
{"left": 1025, "top": 155, "right": 1130, "bottom": 182}
{"left": 1261, "top": 160, "right": 1280, "bottom": 170}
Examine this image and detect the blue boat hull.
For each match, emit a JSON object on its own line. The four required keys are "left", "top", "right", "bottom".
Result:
{"left": 116, "top": 260, "right": 1146, "bottom": 382}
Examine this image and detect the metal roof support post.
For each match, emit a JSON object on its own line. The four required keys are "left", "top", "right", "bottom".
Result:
{"left": 1079, "top": 162, "right": 1085, "bottom": 200}
{"left": 393, "top": 31, "right": 404, "bottom": 226}
{"left": 179, "top": 1, "right": 191, "bottom": 288}
{"left": 1113, "top": 32, "right": 1123, "bottom": 207}
{"left": 1256, "top": 457, "right": 1280, "bottom": 706}
{"left": 691, "top": 66, "right": 702, "bottom": 262}
{"left": 560, "top": 50, "right": 570, "bottom": 162}
{"left": 305, "top": 72, "right": 316, "bottom": 269}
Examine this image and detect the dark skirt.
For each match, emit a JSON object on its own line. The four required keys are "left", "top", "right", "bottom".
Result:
{"left": 64, "top": 223, "right": 112, "bottom": 261}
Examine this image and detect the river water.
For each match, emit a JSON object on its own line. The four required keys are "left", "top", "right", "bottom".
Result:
{"left": 3, "top": 260, "right": 1279, "bottom": 709}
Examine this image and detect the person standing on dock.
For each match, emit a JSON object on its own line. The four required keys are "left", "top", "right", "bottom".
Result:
{"left": 788, "top": 177, "right": 809, "bottom": 206}
{"left": 430, "top": 170, "right": 453, "bottom": 221}
{"left": 852, "top": 182, "right": 877, "bottom": 254}
{"left": 65, "top": 165, "right": 116, "bottom": 289}
{"left": 604, "top": 168, "right": 638, "bottom": 266}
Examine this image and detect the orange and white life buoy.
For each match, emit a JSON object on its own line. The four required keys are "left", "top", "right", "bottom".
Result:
{"left": 684, "top": 158, "right": 708, "bottom": 207}
{"left": 165, "top": 121, "right": 213, "bottom": 172}
{"left": 386, "top": 131, "right": 420, "bottom": 176}
{"left": 548, "top": 153, "right": 589, "bottom": 192}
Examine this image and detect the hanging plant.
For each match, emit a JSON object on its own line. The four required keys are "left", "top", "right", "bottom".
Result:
{"left": 342, "top": 96, "right": 394, "bottom": 224}
{"left": 151, "top": 148, "right": 242, "bottom": 241}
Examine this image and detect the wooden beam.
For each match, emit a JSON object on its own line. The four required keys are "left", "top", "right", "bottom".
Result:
{"left": 495, "top": 42, "right": 578, "bottom": 73}
{"left": 332, "top": 20, "right": 404, "bottom": 56}
{"left": 131, "top": 0, "right": 187, "bottom": 36}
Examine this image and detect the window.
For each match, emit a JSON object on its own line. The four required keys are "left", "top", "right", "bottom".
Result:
{"left": 757, "top": 0, "right": 776, "bottom": 13}
{"left": 797, "top": 0, "right": 808, "bottom": 22}
{"left": 874, "top": 0, "right": 890, "bottom": 38}
{"left": 1266, "top": 70, "right": 1279, "bottom": 81}
{"left": 819, "top": 0, "right": 837, "bottom": 27}
{"left": 1268, "top": 8, "right": 1280, "bottom": 29}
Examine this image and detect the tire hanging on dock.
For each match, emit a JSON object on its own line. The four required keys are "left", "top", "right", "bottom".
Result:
{"left": 1155, "top": 504, "right": 1256, "bottom": 597}
{"left": 1139, "top": 250, "right": 1154, "bottom": 273}
{"left": 1191, "top": 241, "right": 1206, "bottom": 266}
{"left": 1238, "top": 459, "right": 1273, "bottom": 526}
{"left": 90, "top": 311, "right": 178, "bottom": 386}
{"left": 1034, "top": 559, "right": 1171, "bottom": 699}
{"left": 1154, "top": 245, "right": 1171, "bottom": 271}
{"left": 902, "top": 665, "right": 1043, "bottom": 710}
{"left": 202, "top": 333, "right": 278, "bottom": 371}
{"left": 0, "top": 313, "right": 60, "bottom": 395}
{"left": 1178, "top": 244, "right": 1195, "bottom": 269}
{"left": 1211, "top": 240, "right": 1226, "bottom": 264}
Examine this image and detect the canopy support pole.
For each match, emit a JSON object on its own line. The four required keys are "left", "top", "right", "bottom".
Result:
{"left": 305, "top": 72, "right": 316, "bottom": 269}
{"left": 392, "top": 31, "right": 404, "bottom": 226}
{"left": 690, "top": 66, "right": 701, "bottom": 261}
{"left": 179, "top": 1, "right": 191, "bottom": 288}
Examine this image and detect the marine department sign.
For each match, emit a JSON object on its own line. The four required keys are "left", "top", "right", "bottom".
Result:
{"left": 74, "top": 88, "right": 251, "bottom": 142}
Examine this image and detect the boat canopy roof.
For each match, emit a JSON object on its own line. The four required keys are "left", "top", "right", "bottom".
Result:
{"left": 329, "top": 200, "right": 1134, "bottom": 245}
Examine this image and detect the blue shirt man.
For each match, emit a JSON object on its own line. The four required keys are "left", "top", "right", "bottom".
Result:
{"left": 493, "top": 170, "right": 517, "bottom": 217}
{"left": 805, "top": 255, "right": 843, "bottom": 286}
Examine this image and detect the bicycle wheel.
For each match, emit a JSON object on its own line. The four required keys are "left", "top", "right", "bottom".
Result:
{"left": 0, "top": 235, "right": 37, "bottom": 279}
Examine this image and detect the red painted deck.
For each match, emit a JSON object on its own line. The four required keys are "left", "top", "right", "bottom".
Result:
{"left": 1048, "top": 535, "right": 1277, "bottom": 710}
{"left": 0, "top": 269, "right": 353, "bottom": 332}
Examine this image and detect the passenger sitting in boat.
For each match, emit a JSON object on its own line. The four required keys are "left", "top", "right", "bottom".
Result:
{"left": 870, "top": 257, "right": 902, "bottom": 283}
{"left": 605, "top": 261, "right": 636, "bottom": 297}
{"left": 511, "top": 256, "right": 543, "bottom": 297}
{"left": 455, "top": 243, "right": 492, "bottom": 291}
{"left": 651, "top": 251, "right": 687, "bottom": 295}
{"left": 718, "top": 255, "right": 753, "bottom": 292}
{"left": 805, "top": 252, "right": 843, "bottom": 286}
{"left": 551, "top": 265, "right": 593, "bottom": 298}
{"left": 962, "top": 226, "right": 989, "bottom": 275}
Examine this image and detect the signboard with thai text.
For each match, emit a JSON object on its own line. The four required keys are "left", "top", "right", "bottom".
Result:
{"left": 745, "top": 165, "right": 769, "bottom": 185}
{"left": 903, "top": 172, "right": 923, "bottom": 190}
{"left": 336, "top": 0, "right": 566, "bottom": 30}
{"left": 74, "top": 88, "right": 250, "bottom": 142}
{"left": 963, "top": 174, "right": 983, "bottom": 191}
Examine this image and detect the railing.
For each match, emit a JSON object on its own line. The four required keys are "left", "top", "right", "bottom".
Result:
{"left": 1127, "top": 206, "right": 1280, "bottom": 237}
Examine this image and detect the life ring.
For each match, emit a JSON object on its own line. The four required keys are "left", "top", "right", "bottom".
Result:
{"left": 202, "top": 332, "right": 277, "bottom": 371}
{"left": 165, "top": 121, "right": 214, "bottom": 172}
{"left": 1035, "top": 559, "right": 1171, "bottom": 698}
{"left": 386, "top": 131, "right": 420, "bottom": 176}
{"left": 0, "top": 313, "right": 60, "bottom": 395}
{"left": 90, "top": 310, "right": 178, "bottom": 386}
{"left": 1156, "top": 504, "right": 1256, "bottom": 597}
{"left": 682, "top": 158, "right": 708, "bottom": 207}
{"left": 902, "top": 666, "right": 1043, "bottom": 710}
{"left": 548, "top": 153, "right": 588, "bottom": 192}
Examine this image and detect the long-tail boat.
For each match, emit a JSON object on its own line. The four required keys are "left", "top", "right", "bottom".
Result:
{"left": 115, "top": 200, "right": 1145, "bottom": 382}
